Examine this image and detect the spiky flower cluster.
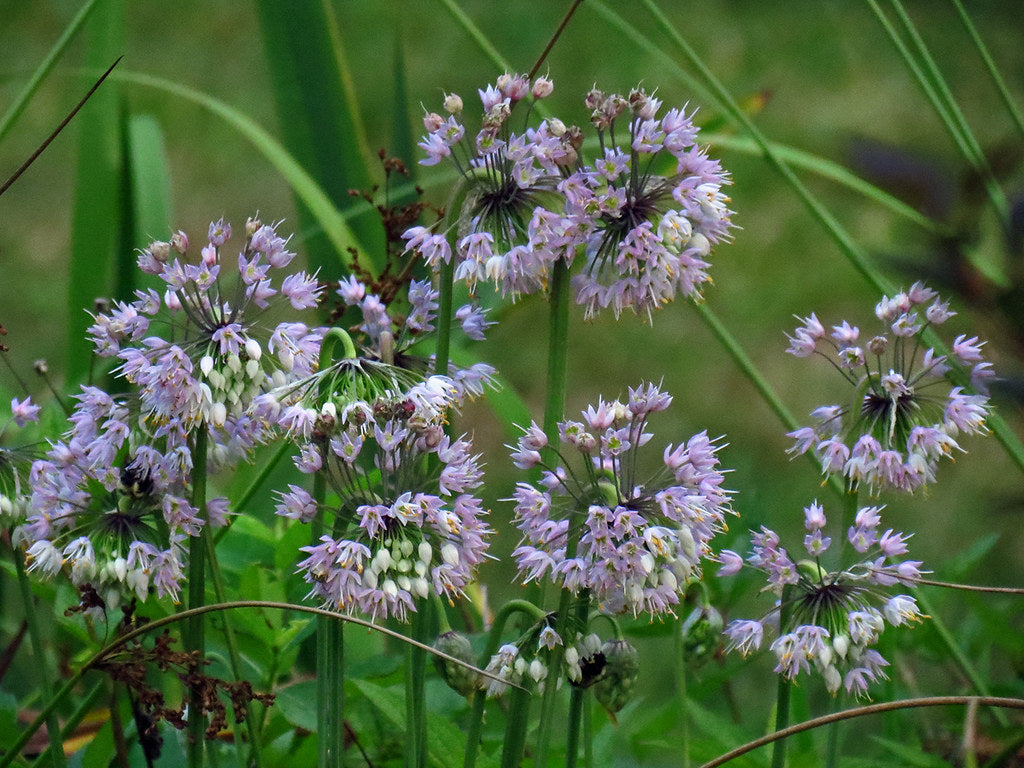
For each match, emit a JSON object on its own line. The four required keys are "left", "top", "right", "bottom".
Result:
{"left": 720, "top": 501, "right": 925, "bottom": 697}
{"left": 404, "top": 77, "right": 735, "bottom": 320}
{"left": 481, "top": 627, "right": 604, "bottom": 697}
{"left": 510, "top": 382, "right": 732, "bottom": 617}
{"left": 564, "top": 87, "right": 734, "bottom": 320}
{"left": 20, "top": 387, "right": 230, "bottom": 607}
{"left": 275, "top": 377, "right": 491, "bottom": 622}
{"left": 88, "top": 218, "right": 324, "bottom": 448}
{"left": 786, "top": 283, "right": 992, "bottom": 493}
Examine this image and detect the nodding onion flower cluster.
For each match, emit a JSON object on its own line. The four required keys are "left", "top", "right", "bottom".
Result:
{"left": 785, "top": 283, "right": 992, "bottom": 493}
{"left": 719, "top": 501, "right": 925, "bottom": 697}
{"left": 21, "top": 387, "right": 231, "bottom": 608}
{"left": 509, "top": 382, "right": 733, "bottom": 618}
{"left": 88, "top": 218, "right": 324, "bottom": 455}
{"left": 272, "top": 376, "right": 491, "bottom": 622}
{"left": 403, "top": 75, "right": 735, "bottom": 320}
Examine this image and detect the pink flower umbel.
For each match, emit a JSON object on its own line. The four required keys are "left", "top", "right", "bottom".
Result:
{"left": 509, "top": 382, "right": 733, "bottom": 617}
{"left": 785, "top": 283, "right": 993, "bottom": 493}
{"left": 720, "top": 501, "right": 926, "bottom": 697}
{"left": 276, "top": 378, "right": 491, "bottom": 622}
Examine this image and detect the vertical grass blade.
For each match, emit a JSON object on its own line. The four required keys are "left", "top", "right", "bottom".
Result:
{"left": 68, "top": 0, "right": 125, "bottom": 383}
{"left": 254, "top": 0, "right": 378, "bottom": 276}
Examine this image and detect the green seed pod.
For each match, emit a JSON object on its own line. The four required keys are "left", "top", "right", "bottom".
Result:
{"left": 592, "top": 639, "right": 639, "bottom": 714}
{"left": 432, "top": 631, "right": 480, "bottom": 697}
{"left": 680, "top": 605, "right": 724, "bottom": 665}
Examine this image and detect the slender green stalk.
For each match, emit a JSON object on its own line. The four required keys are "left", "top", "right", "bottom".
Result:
{"left": 405, "top": 602, "right": 431, "bottom": 768}
{"left": 312, "top": 469, "right": 345, "bottom": 768}
{"left": 435, "top": 257, "right": 456, "bottom": 377}
{"left": 824, "top": 696, "right": 841, "bottom": 768}
{"left": 466, "top": 600, "right": 547, "bottom": 768}
{"left": 204, "top": 534, "right": 264, "bottom": 767}
{"left": 674, "top": 618, "right": 690, "bottom": 768}
{"left": 564, "top": 591, "right": 591, "bottom": 768}
{"left": 951, "top": 0, "right": 1024, "bottom": 141}
{"left": 582, "top": 693, "right": 593, "bottom": 768}
{"left": 109, "top": 682, "right": 129, "bottom": 768}
{"left": 186, "top": 426, "right": 209, "bottom": 768}
{"left": 542, "top": 259, "right": 571, "bottom": 453}
{"left": 27, "top": 682, "right": 105, "bottom": 768}
{"left": 770, "top": 588, "right": 794, "bottom": 768}
{"left": 13, "top": 550, "right": 65, "bottom": 768}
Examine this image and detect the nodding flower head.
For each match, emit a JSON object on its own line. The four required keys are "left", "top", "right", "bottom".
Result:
{"left": 719, "top": 501, "right": 926, "bottom": 698}
{"left": 510, "top": 381, "right": 733, "bottom": 618}
{"left": 785, "top": 283, "right": 993, "bottom": 493}
{"left": 89, "top": 217, "right": 324, "bottom": 444}
{"left": 275, "top": 379, "right": 491, "bottom": 623}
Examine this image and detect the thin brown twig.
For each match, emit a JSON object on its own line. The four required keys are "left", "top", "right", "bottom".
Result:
{"left": 529, "top": 0, "right": 585, "bottom": 80}
{"left": 0, "top": 56, "right": 122, "bottom": 198}
{"left": 698, "top": 696, "right": 1024, "bottom": 768}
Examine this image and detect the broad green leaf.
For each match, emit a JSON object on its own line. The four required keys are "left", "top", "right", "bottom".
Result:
{"left": 68, "top": 0, "right": 125, "bottom": 383}
{"left": 275, "top": 680, "right": 319, "bottom": 732}
{"left": 352, "top": 678, "right": 469, "bottom": 768}
{"left": 125, "top": 113, "right": 172, "bottom": 250}
{"left": 113, "top": 70, "right": 364, "bottom": 279}
{"left": 254, "top": 0, "right": 378, "bottom": 277}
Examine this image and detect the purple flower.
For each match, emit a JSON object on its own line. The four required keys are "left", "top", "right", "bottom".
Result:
{"left": 785, "top": 284, "right": 992, "bottom": 493}
{"left": 10, "top": 397, "right": 40, "bottom": 427}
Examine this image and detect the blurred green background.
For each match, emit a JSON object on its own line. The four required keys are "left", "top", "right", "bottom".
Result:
{"left": 2, "top": 0, "right": 1024, "bottom": 759}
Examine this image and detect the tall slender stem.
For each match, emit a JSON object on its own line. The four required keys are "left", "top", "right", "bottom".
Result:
{"left": 674, "top": 618, "right": 690, "bottom": 768}
{"left": 12, "top": 548, "right": 65, "bottom": 768}
{"left": 435, "top": 257, "right": 455, "bottom": 377}
{"left": 186, "top": 425, "right": 209, "bottom": 768}
{"left": 542, "top": 259, "right": 570, "bottom": 453}
{"left": 564, "top": 591, "right": 591, "bottom": 768}
{"left": 770, "top": 587, "right": 793, "bottom": 768}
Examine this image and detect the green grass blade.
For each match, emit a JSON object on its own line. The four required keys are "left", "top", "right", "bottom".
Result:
{"left": 868, "top": 0, "right": 1008, "bottom": 220}
{"left": 435, "top": 0, "right": 513, "bottom": 72}
{"left": 112, "top": 69, "right": 365, "bottom": 279}
{"left": 704, "top": 133, "right": 941, "bottom": 234}
{"left": 0, "top": 0, "right": 102, "bottom": 144}
{"left": 951, "top": 0, "right": 1024, "bottom": 141}
{"left": 254, "top": 0, "right": 378, "bottom": 276}
{"left": 67, "top": 1, "right": 124, "bottom": 384}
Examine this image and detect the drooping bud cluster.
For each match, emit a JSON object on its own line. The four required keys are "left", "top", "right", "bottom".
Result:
{"left": 785, "top": 282, "right": 992, "bottom": 493}
{"left": 275, "top": 378, "right": 491, "bottom": 622}
{"left": 719, "top": 501, "right": 926, "bottom": 697}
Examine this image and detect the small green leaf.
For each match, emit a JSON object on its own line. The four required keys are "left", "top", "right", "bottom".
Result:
{"left": 275, "top": 680, "right": 319, "bottom": 732}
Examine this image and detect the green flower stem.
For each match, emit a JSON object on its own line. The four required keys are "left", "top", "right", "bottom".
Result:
{"left": 542, "top": 259, "right": 571, "bottom": 455}
{"left": 318, "top": 327, "right": 357, "bottom": 370}
{"left": 435, "top": 257, "right": 456, "bottom": 378}
{"left": 204, "top": 534, "right": 264, "bottom": 768}
{"left": 582, "top": 694, "right": 593, "bottom": 768}
{"left": 6, "top": 600, "right": 502, "bottom": 768}
{"left": 700, "top": 696, "right": 1024, "bottom": 768}
{"left": 468, "top": 600, "right": 548, "bottom": 768}
{"left": 405, "top": 600, "right": 431, "bottom": 768}
{"left": 564, "top": 591, "right": 591, "bottom": 768}
{"left": 108, "top": 681, "right": 128, "bottom": 768}
{"left": 951, "top": 0, "right": 1024, "bottom": 141}
{"left": 186, "top": 425, "right": 209, "bottom": 768}
{"left": 770, "top": 588, "right": 794, "bottom": 768}
{"left": 28, "top": 681, "right": 105, "bottom": 768}
{"left": 12, "top": 548, "right": 65, "bottom": 768}
{"left": 824, "top": 697, "right": 841, "bottom": 768}
{"left": 312, "top": 470, "right": 345, "bottom": 768}
{"left": 534, "top": 507, "right": 585, "bottom": 768}
{"left": 674, "top": 618, "right": 691, "bottom": 768}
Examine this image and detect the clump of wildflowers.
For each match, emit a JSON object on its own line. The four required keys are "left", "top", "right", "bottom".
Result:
{"left": 786, "top": 283, "right": 992, "bottom": 493}
{"left": 481, "top": 627, "right": 606, "bottom": 697}
{"left": 404, "top": 78, "right": 735, "bottom": 320}
{"left": 88, "top": 218, "right": 324, "bottom": 455}
{"left": 275, "top": 377, "right": 491, "bottom": 622}
{"left": 564, "top": 87, "right": 734, "bottom": 320}
{"left": 719, "top": 501, "right": 926, "bottom": 697}
{"left": 20, "top": 387, "right": 230, "bottom": 607}
{"left": 509, "top": 382, "right": 732, "bottom": 617}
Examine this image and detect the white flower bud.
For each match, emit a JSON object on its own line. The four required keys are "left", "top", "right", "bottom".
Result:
{"left": 833, "top": 634, "right": 849, "bottom": 659}
{"left": 441, "top": 542, "right": 459, "bottom": 566}
{"left": 397, "top": 575, "right": 411, "bottom": 591}
{"left": 412, "top": 577, "right": 429, "bottom": 598}
{"left": 382, "top": 579, "right": 398, "bottom": 599}
{"left": 210, "top": 402, "right": 228, "bottom": 427}
{"left": 529, "top": 659, "right": 546, "bottom": 683}
{"left": 245, "top": 359, "right": 261, "bottom": 379}
{"left": 244, "top": 337, "right": 262, "bottom": 361}
{"left": 227, "top": 353, "right": 242, "bottom": 374}
{"left": 200, "top": 355, "right": 215, "bottom": 377}
{"left": 418, "top": 540, "right": 433, "bottom": 564}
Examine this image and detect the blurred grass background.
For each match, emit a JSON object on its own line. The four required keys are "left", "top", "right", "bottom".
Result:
{"left": 2, "top": 0, "right": 1024, "bottom": 754}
